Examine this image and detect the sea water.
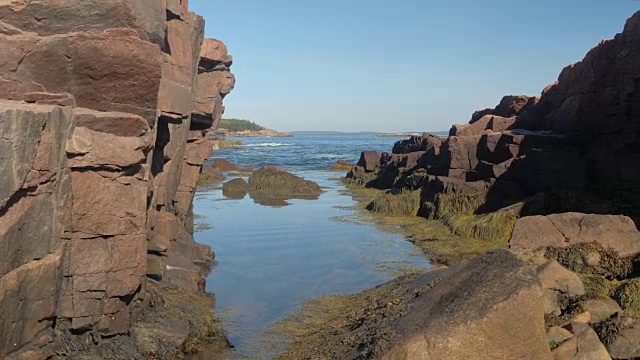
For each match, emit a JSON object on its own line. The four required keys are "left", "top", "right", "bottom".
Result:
{"left": 193, "top": 134, "right": 433, "bottom": 358}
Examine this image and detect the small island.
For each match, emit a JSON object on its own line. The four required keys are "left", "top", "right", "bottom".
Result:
{"left": 215, "top": 118, "right": 293, "bottom": 137}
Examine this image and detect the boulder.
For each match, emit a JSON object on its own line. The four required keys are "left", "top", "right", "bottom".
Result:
{"left": 450, "top": 115, "right": 517, "bottom": 137}
{"left": 551, "top": 327, "right": 611, "bottom": 360}
{"left": 392, "top": 133, "right": 443, "bottom": 154}
{"left": 510, "top": 213, "right": 640, "bottom": 257}
{"left": 211, "top": 158, "right": 240, "bottom": 171}
{"left": 248, "top": 167, "right": 322, "bottom": 198}
{"left": 222, "top": 178, "right": 249, "bottom": 199}
{"left": 200, "top": 38, "right": 229, "bottom": 64}
{"left": 382, "top": 250, "right": 551, "bottom": 360}
{"left": 606, "top": 320, "right": 640, "bottom": 359}
{"left": 548, "top": 326, "right": 573, "bottom": 346}
{"left": 538, "top": 260, "right": 585, "bottom": 296}
{"left": 493, "top": 95, "right": 538, "bottom": 118}
{"left": 579, "top": 299, "right": 622, "bottom": 323}
{"left": 357, "top": 150, "right": 384, "bottom": 172}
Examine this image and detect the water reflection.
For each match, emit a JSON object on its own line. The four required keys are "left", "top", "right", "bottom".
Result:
{"left": 194, "top": 170, "right": 432, "bottom": 358}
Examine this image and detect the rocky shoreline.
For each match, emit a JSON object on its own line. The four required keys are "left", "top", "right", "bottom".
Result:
{"left": 273, "top": 11, "right": 640, "bottom": 359}
{"left": 216, "top": 128, "right": 293, "bottom": 137}
{"left": 0, "top": 1, "right": 235, "bottom": 359}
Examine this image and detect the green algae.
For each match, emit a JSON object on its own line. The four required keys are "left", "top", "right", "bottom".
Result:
{"left": 340, "top": 184, "right": 508, "bottom": 266}
{"left": 545, "top": 242, "right": 634, "bottom": 280}
{"left": 366, "top": 190, "right": 421, "bottom": 216}
{"left": 614, "top": 279, "right": 640, "bottom": 318}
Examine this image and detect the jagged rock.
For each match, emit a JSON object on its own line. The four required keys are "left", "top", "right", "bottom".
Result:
{"left": 548, "top": 326, "right": 573, "bottom": 346}
{"left": 0, "top": 0, "right": 234, "bottom": 356}
{"left": 212, "top": 158, "right": 241, "bottom": 171}
{"left": 494, "top": 95, "right": 538, "bottom": 118}
{"left": 538, "top": 260, "right": 585, "bottom": 296}
{"left": 200, "top": 38, "right": 229, "bottom": 64}
{"left": 0, "top": 251, "right": 62, "bottom": 356}
{"left": 147, "top": 255, "right": 166, "bottom": 279}
{"left": 357, "top": 150, "right": 384, "bottom": 172}
{"left": 543, "top": 290, "right": 562, "bottom": 316}
{"left": 510, "top": 213, "right": 640, "bottom": 257}
{"left": 350, "top": 11, "right": 640, "bottom": 226}
{"left": 579, "top": 299, "right": 622, "bottom": 323}
{"left": 606, "top": 320, "right": 640, "bottom": 359}
{"left": 570, "top": 312, "right": 592, "bottom": 325}
{"left": 382, "top": 250, "right": 551, "bottom": 360}
{"left": 450, "top": 115, "right": 517, "bottom": 136}
{"left": 552, "top": 327, "right": 611, "bottom": 360}
{"left": 392, "top": 133, "right": 443, "bottom": 154}
{"left": 1, "top": 28, "right": 164, "bottom": 123}
{"left": 0, "top": 0, "right": 168, "bottom": 45}
{"left": 23, "top": 92, "right": 76, "bottom": 107}
{"left": 469, "top": 95, "right": 538, "bottom": 124}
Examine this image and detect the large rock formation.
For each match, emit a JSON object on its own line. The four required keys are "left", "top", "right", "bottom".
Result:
{"left": 0, "top": 1, "right": 234, "bottom": 358}
{"left": 348, "top": 10, "right": 640, "bottom": 234}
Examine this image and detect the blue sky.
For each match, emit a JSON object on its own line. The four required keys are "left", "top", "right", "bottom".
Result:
{"left": 191, "top": 1, "right": 639, "bottom": 132}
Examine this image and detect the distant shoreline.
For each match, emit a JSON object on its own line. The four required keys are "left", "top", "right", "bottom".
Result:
{"left": 376, "top": 132, "right": 421, "bottom": 137}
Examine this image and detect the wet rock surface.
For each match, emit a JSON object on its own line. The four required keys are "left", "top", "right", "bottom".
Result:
{"left": 220, "top": 166, "right": 324, "bottom": 206}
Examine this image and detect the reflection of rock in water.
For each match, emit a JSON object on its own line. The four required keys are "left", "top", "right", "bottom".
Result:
{"left": 249, "top": 192, "right": 289, "bottom": 207}
{"left": 221, "top": 167, "right": 323, "bottom": 207}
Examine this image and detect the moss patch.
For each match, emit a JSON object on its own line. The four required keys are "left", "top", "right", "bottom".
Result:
{"left": 144, "top": 283, "right": 230, "bottom": 359}
{"left": 545, "top": 242, "right": 634, "bottom": 280}
{"left": 437, "top": 207, "right": 518, "bottom": 242}
{"left": 366, "top": 190, "right": 421, "bottom": 216}
{"left": 341, "top": 184, "right": 507, "bottom": 266}
{"left": 198, "top": 173, "right": 225, "bottom": 187}
{"left": 267, "top": 272, "right": 431, "bottom": 360}
{"left": 614, "top": 279, "right": 640, "bottom": 318}
{"left": 424, "top": 192, "right": 487, "bottom": 219}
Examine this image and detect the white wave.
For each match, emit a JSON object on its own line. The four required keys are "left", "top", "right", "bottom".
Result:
{"left": 241, "top": 143, "right": 294, "bottom": 147}
{"left": 313, "top": 153, "right": 349, "bottom": 159}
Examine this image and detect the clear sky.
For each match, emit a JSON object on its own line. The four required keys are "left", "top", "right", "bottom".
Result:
{"left": 190, "top": 1, "right": 639, "bottom": 132}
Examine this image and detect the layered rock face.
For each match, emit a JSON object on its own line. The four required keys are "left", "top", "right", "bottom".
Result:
{"left": 0, "top": 1, "right": 234, "bottom": 358}
{"left": 348, "top": 10, "right": 640, "bottom": 224}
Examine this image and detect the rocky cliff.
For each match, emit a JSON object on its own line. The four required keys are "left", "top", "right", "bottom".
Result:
{"left": 349, "top": 10, "right": 640, "bottom": 228}
{"left": 0, "top": 1, "right": 234, "bottom": 359}
{"left": 337, "top": 11, "right": 640, "bottom": 359}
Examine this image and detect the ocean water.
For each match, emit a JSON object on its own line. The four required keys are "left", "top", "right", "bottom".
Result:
{"left": 193, "top": 134, "right": 433, "bottom": 358}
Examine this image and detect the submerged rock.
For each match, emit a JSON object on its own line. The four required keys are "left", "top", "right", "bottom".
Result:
{"left": 329, "top": 160, "right": 355, "bottom": 171}
{"left": 248, "top": 166, "right": 322, "bottom": 198}
{"left": 221, "top": 167, "right": 323, "bottom": 206}
{"left": 222, "top": 178, "right": 249, "bottom": 199}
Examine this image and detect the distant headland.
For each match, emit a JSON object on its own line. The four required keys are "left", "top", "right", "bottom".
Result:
{"left": 215, "top": 118, "right": 293, "bottom": 137}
